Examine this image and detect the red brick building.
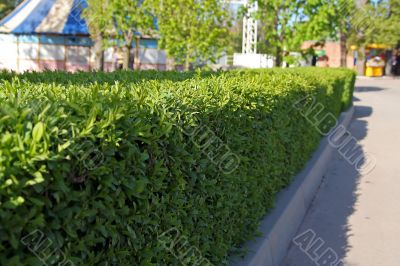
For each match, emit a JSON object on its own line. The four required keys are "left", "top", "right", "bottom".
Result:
{"left": 302, "top": 41, "right": 355, "bottom": 68}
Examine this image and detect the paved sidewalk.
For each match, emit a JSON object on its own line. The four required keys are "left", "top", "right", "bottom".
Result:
{"left": 282, "top": 78, "right": 400, "bottom": 266}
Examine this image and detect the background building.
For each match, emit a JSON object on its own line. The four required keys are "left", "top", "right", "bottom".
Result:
{"left": 0, "top": 0, "right": 166, "bottom": 72}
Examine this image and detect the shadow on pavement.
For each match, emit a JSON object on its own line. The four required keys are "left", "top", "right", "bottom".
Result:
{"left": 353, "top": 105, "right": 373, "bottom": 119}
{"left": 282, "top": 105, "right": 373, "bottom": 266}
{"left": 355, "top": 86, "right": 385, "bottom": 93}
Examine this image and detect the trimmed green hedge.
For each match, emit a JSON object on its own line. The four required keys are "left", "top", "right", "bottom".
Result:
{"left": 0, "top": 68, "right": 355, "bottom": 265}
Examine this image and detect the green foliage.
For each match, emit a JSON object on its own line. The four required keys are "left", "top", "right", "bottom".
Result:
{"left": 0, "top": 68, "right": 355, "bottom": 265}
{"left": 82, "top": 0, "right": 114, "bottom": 71}
{"left": 82, "top": 0, "right": 112, "bottom": 37}
{"left": 150, "top": 0, "right": 231, "bottom": 70}
{"left": 0, "top": 0, "right": 18, "bottom": 19}
{"left": 295, "top": 0, "right": 355, "bottom": 45}
{"left": 109, "top": 0, "right": 155, "bottom": 69}
{"left": 0, "top": 70, "right": 216, "bottom": 85}
{"left": 255, "top": 0, "right": 348, "bottom": 66}
{"left": 82, "top": 0, "right": 155, "bottom": 70}
{"left": 256, "top": 0, "right": 304, "bottom": 65}
{"left": 348, "top": 0, "right": 400, "bottom": 48}
{"left": 110, "top": 0, "right": 155, "bottom": 39}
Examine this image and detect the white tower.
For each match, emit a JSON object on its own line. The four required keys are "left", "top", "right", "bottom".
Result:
{"left": 229, "top": 0, "right": 258, "bottom": 54}
{"left": 242, "top": 0, "right": 258, "bottom": 54}
{"left": 231, "top": 0, "right": 269, "bottom": 69}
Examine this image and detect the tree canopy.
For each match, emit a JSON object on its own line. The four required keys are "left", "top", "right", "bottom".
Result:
{"left": 0, "top": 0, "right": 18, "bottom": 19}
{"left": 347, "top": 0, "right": 400, "bottom": 48}
{"left": 109, "top": 0, "right": 155, "bottom": 69}
{"left": 255, "top": 0, "right": 356, "bottom": 66}
{"left": 254, "top": 0, "right": 400, "bottom": 66}
{"left": 150, "top": 0, "right": 231, "bottom": 70}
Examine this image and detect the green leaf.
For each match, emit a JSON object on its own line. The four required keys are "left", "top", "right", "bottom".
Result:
{"left": 26, "top": 171, "right": 45, "bottom": 186}
{"left": 32, "top": 122, "right": 45, "bottom": 143}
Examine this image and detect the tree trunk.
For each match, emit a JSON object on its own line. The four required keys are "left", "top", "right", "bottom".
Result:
{"left": 184, "top": 53, "right": 190, "bottom": 71}
{"left": 135, "top": 37, "right": 140, "bottom": 70}
{"left": 273, "top": 8, "right": 282, "bottom": 68}
{"left": 357, "top": 47, "right": 366, "bottom": 76}
{"left": 340, "top": 32, "right": 347, "bottom": 67}
{"left": 275, "top": 46, "right": 282, "bottom": 67}
{"left": 93, "top": 35, "right": 104, "bottom": 71}
{"left": 123, "top": 45, "right": 131, "bottom": 70}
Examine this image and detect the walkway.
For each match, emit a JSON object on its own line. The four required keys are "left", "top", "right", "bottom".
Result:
{"left": 282, "top": 77, "right": 400, "bottom": 266}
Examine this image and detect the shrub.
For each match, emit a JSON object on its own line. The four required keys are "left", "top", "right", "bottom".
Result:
{"left": 0, "top": 68, "right": 355, "bottom": 265}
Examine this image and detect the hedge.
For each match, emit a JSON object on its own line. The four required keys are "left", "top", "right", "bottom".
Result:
{"left": 0, "top": 68, "right": 355, "bottom": 265}
{"left": 0, "top": 69, "right": 214, "bottom": 86}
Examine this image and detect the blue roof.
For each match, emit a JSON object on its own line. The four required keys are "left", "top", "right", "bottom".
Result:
{"left": 0, "top": 0, "right": 89, "bottom": 35}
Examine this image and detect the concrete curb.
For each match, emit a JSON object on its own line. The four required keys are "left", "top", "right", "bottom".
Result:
{"left": 230, "top": 106, "right": 355, "bottom": 266}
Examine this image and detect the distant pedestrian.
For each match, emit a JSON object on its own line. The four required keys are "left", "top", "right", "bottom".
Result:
{"left": 396, "top": 53, "right": 400, "bottom": 76}
{"left": 391, "top": 50, "right": 398, "bottom": 76}
{"left": 353, "top": 50, "right": 358, "bottom": 68}
{"left": 311, "top": 55, "right": 317, "bottom": 66}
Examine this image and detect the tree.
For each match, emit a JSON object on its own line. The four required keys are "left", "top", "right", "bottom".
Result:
{"left": 82, "top": 0, "right": 113, "bottom": 71}
{"left": 301, "top": 0, "right": 355, "bottom": 67}
{"left": 151, "top": 0, "right": 231, "bottom": 70}
{"left": 255, "top": 0, "right": 315, "bottom": 67}
{"left": 311, "top": 0, "right": 400, "bottom": 67}
{"left": 348, "top": 0, "right": 400, "bottom": 48}
{"left": 0, "top": 0, "right": 18, "bottom": 19}
{"left": 379, "top": 0, "right": 400, "bottom": 46}
{"left": 109, "top": 0, "right": 155, "bottom": 70}
{"left": 339, "top": 0, "right": 400, "bottom": 74}
{"left": 255, "top": 0, "right": 354, "bottom": 67}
